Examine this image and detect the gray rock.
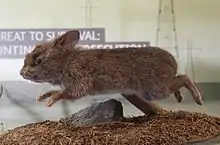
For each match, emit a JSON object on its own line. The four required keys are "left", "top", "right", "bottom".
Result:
{"left": 60, "top": 99, "right": 123, "bottom": 126}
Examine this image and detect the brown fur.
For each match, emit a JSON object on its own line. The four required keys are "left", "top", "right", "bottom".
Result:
{"left": 20, "top": 30, "right": 203, "bottom": 114}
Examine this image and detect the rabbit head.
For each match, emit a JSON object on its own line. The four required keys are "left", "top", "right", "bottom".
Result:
{"left": 20, "top": 29, "right": 80, "bottom": 84}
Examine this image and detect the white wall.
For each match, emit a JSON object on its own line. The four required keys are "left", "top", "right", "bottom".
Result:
{"left": 0, "top": 0, "right": 121, "bottom": 81}
{"left": 0, "top": 0, "right": 219, "bottom": 82}
{"left": 120, "top": 0, "right": 220, "bottom": 82}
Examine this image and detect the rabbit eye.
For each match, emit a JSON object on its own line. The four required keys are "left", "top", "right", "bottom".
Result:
{"left": 35, "top": 58, "right": 42, "bottom": 65}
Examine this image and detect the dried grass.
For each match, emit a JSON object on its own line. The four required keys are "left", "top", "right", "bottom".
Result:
{"left": 0, "top": 110, "right": 220, "bottom": 145}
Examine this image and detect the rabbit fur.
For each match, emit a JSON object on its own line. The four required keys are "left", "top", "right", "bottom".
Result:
{"left": 20, "top": 29, "right": 203, "bottom": 114}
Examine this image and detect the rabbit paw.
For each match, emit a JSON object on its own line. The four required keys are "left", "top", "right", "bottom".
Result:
{"left": 174, "top": 90, "right": 183, "bottom": 103}
{"left": 46, "top": 92, "right": 63, "bottom": 107}
{"left": 37, "top": 90, "right": 59, "bottom": 101}
{"left": 37, "top": 91, "right": 73, "bottom": 107}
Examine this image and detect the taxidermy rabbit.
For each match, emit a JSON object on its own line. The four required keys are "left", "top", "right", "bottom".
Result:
{"left": 20, "top": 29, "right": 203, "bottom": 115}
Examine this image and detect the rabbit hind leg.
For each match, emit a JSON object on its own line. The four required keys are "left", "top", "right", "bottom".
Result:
{"left": 121, "top": 93, "right": 163, "bottom": 115}
{"left": 169, "top": 74, "right": 203, "bottom": 105}
{"left": 141, "top": 90, "right": 183, "bottom": 103}
{"left": 173, "top": 90, "right": 183, "bottom": 103}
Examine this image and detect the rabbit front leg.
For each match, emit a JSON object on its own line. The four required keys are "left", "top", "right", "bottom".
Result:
{"left": 46, "top": 77, "right": 93, "bottom": 107}
{"left": 46, "top": 90, "right": 75, "bottom": 107}
{"left": 37, "top": 90, "right": 75, "bottom": 107}
{"left": 37, "top": 90, "right": 60, "bottom": 101}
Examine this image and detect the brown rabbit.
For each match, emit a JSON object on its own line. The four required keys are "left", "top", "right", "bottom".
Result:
{"left": 20, "top": 29, "right": 203, "bottom": 115}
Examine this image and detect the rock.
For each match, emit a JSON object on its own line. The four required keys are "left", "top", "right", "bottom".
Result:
{"left": 60, "top": 99, "right": 123, "bottom": 126}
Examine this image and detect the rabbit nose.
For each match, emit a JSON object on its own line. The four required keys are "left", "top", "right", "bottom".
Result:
{"left": 20, "top": 67, "right": 30, "bottom": 76}
{"left": 20, "top": 70, "right": 27, "bottom": 77}
{"left": 20, "top": 69, "right": 24, "bottom": 76}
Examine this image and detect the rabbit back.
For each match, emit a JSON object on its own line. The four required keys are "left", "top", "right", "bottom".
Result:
{"left": 64, "top": 46, "right": 177, "bottom": 99}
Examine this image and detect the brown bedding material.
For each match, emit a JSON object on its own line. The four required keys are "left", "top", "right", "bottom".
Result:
{"left": 1, "top": 110, "right": 220, "bottom": 145}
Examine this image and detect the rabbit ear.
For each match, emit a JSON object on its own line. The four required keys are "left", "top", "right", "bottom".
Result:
{"left": 53, "top": 29, "right": 80, "bottom": 47}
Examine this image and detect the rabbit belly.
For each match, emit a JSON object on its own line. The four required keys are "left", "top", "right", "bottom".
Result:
{"left": 89, "top": 88, "right": 138, "bottom": 96}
